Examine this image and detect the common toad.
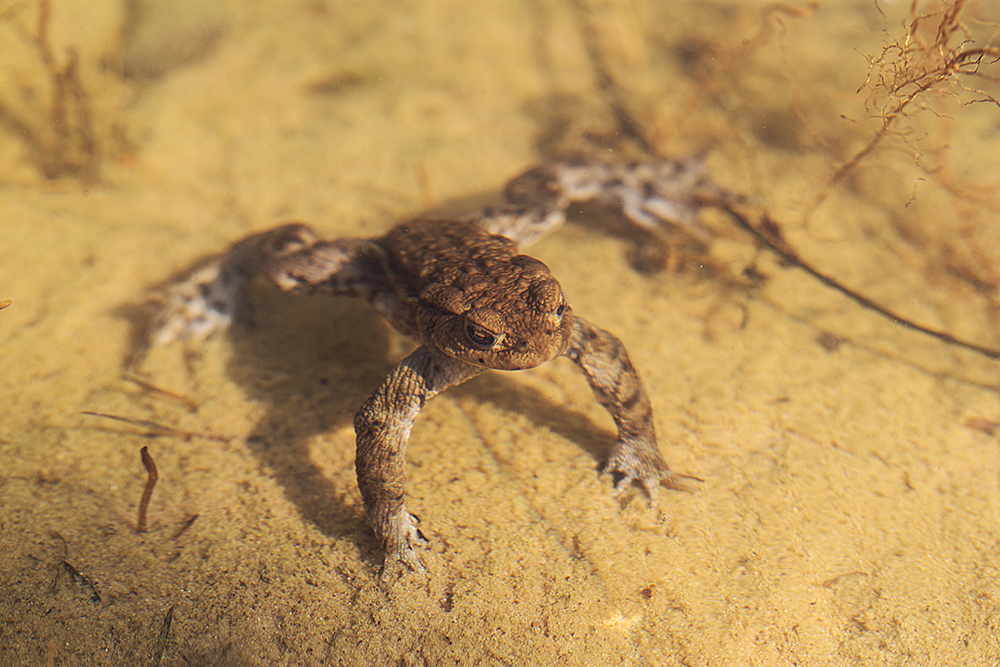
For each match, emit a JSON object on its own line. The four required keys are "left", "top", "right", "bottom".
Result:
{"left": 138, "top": 157, "right": 730, "bottom": 580}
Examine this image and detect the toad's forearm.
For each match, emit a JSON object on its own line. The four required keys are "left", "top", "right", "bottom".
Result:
{"left": 354, "top": 346, "right": 483, "bottom": 576}
{"left": 563, "top": 317, "right": 668, "bottom": 490}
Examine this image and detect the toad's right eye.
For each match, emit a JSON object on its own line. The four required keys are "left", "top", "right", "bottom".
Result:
{"left": 465, "top": 322, "right": 498, "bottom": 350}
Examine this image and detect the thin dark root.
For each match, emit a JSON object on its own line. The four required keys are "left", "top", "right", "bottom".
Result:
{"left": 722, "top": 205, "right": 1000, "bottom": 363}
{"left": 121, "top": 373, "right": 200, "bottom": 412}
{"left": 80, "top": 410, "right": 232, "bottom": 443}
{"left": 151, "top": 605, "right": 174, "bottom": 667}
{"left": 0, "top": 0, "right": 103, "bottom": 182}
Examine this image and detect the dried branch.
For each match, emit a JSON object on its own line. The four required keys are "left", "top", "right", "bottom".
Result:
{"left": 824, "top": 0, "right": 1000, "bottom": 194}
{"left": 0, "top": 0, "right": 109, "bottom": 181}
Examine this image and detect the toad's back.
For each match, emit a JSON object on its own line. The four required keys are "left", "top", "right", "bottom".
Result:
{"left": 376, "top": 219, "right": 521, "bottom": 297}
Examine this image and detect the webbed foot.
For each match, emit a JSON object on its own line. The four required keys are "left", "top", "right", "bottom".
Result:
{"left": 143, "top": 259, "right": 240, "bottom": 347}
{"left": 602, "top": 442, "right": 697, "bottom": 502}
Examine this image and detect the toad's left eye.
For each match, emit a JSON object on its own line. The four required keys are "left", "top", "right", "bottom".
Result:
{"left": 555, "top": 303, "right": 566, "bottom": 317}
{"left": 465, "top": 322, "right": 498, "bottom": 350}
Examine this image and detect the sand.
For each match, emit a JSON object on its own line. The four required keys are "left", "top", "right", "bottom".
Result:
{"left": 2, "top": 0, "right": 1000, "bottom": 664}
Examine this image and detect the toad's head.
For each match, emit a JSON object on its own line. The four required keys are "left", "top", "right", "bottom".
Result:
{"left": 416, "top": 254, "right": 573, "bottom": 371}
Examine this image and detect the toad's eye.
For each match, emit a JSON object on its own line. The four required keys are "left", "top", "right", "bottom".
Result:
{"left": 465, "top": 322, "right": 498, "bottom": 350}
{"left": 555, "top": 303, "right": 566, "bottom": 317}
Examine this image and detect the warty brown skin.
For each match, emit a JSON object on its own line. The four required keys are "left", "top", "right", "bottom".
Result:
{"left": 136, "top": 157, "right": 729, "bottom": 580}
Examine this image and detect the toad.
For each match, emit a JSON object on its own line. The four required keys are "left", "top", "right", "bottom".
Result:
{"left": 137, "top": 157, "right": 729, "bottom": 580}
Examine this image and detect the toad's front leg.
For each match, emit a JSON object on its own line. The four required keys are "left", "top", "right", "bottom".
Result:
{"left": 354, "top": 345, "right": 483, "bottom": 581}
{"left": 564, "top": 317, "right": 675, "bottom": 500}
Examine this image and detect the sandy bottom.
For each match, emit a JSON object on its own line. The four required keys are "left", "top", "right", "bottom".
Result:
{"left": 2, "top": 0, "right": 1000, "bottom": 665}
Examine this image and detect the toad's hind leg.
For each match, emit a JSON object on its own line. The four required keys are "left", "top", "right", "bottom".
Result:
{"left": 136, "top": 224, "right": 374, "bottom": 363}
{"left": 563, "top": 316, "right": 677, "bottom": 500}
{"left": 471, "top": 157, "right": 736, "bottom": 250}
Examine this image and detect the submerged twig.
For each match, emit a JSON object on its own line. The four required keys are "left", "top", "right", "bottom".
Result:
{"left": 565, "top": 0, "right": 654, "bottom": 154}
{"left": 137, "top": 445, "right": 158, "bottom": 533}
{"left": 0, "top": 0, "right": 110, "bottom": 181}
{"left": 722, "top": 204, "right": 1000, "bottom": 362}
{"left": 122, "top": 373, "right": 200, "bottom": 412}
{"left": 170, "top": 514, "right": 199, "bottom": 540}
{"left": 151, "top": 605, "right": 174, "bottom": 667}
{"left": 80, "top": 411, "right": 231, "bottom": 443}
{"left": 60, "top": 559, "right": 101, "bottom": 602}
{"left": 0, "top": 300, "right": 10, "bottom": 310}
